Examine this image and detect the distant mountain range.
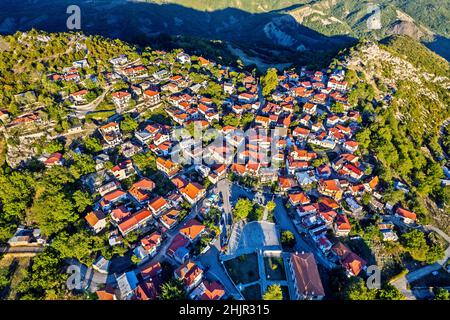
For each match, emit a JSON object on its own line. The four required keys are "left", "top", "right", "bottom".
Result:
{"left": 0, "top": 0, "right": 448, "bottom": 64}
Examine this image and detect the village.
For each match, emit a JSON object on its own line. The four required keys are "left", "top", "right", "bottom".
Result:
{"left": 1, "top": 32, "right": 448, "bottom": 301}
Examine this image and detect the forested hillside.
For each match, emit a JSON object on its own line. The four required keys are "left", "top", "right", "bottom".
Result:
{"left": 336, "top": 36, "right": 450, "bottom": 231}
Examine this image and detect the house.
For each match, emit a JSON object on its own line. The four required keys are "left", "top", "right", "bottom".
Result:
{"left": 180, "top": 182, "right": 205, "bottom": 205}
{"left": 118, "top": 208, "right": 153, "bottom": 236}
{"left": 112, "top": 91, "right": 132, "bottom": 108}
{"left": 378, "top": 222, "right": 398, "bottom": 241}
{"left": 295, "top": 170, "right": 318, "bottom": 186}
{"left": 289, "top": 252, "right": 325, "bottom": 300}
{"left": 156, "top": 157, "right": 179, "bottom": 178}
{"left": 342, "top": 140, "right": 359, "bottom": 153}
{"left": 334, "top": 214, "right": 352, "bottom": 237}
{"left": 190, "top": 280, "right": 225, "bottom": 300}
{"left": 100, "top": 189, "right": 128, "bottom": 210}
{"left": 179, "top": 218, "right": 205, "bottom": 242}
{"left": 99, "top": 122, "right": 122, "bottom": 147}
{"left": 395, "top": 207, "right": 417, "bottom": 224}
{"left": 96, "top": 286, "right": 117, "bottom": 300}
{"left": 174, "top": 260, "right": 203, "bottom": 292}
{"left": 85, "top": 210, "right": 107, "bottom": 234}
{"left": 44, "top": 152, "right": 64, "bottom": 167}
{"left": 129, "top": 178, "right": 155, "bottom": 203}
{"left": 116, "top": 271, "right": 139, "bottom": 300}
{"left": 111, "top": 160, "right": 136, "bottom": 180}
{"left": 143, "top": 90, "right": 161, "bottom": 105}
{"left": 69, "top": 89, "right": 88, "bottom": 104}
{"left": 167, "top": 234, "right": 190, "bottom": 264}
{"left": 318, "top": 179, "right": 343, "bottom": 201}
{"left": 331, "top": 242, "right": 367, "bottom": 276}
{"left": 92, "top": 256, "right": 110, "bottom": 274}
{"left": 288, "top": 192, "right": 310, "bottom": 206}
{"left": 177, "top": 52, "right": 191, "bottom": 64}
{"left": 134, "top": 231, "right": 162, "bottom": 261}
{"left": 148, "top": 196, "right": 170, "bottom": 217}
{"left": 139, "top": 261, "right": 162, "bottom": 280}
{"left": 159, "top": 209, "right": 181, "bottom": 229}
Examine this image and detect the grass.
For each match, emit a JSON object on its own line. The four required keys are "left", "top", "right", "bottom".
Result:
{"left": 241, "top": 284, "right": 261, "bottom": 300}
{"left": 224, "top": 253, "right": 259, "bottom": 284}
{"left": 0, "top": 256, "right": 31, "bottom": 300}
{"left": 264, "top": 257, "right": 286, "bottom": 281}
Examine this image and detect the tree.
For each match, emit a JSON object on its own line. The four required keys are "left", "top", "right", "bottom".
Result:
{"left": 248, "top": 206, "right": 264, "bottom": 221}
{"left": 83, "top": 137, "right": 103, "bottom": 154}
{"left": 426, "top": 243, "right": 445, "bottom": 264}
{"left": 120, "top": 114, "right": 138, "bottom": 134}
{"left": 401, "top": 230, "right": 429, "bottom": 262}
{"left": 267, "top": 200, "right": 276, "bottom": 212}
{"left": 31, "top": 193, "right": 78, "bottom": 236}
{"left": 345, "top": 278, "right": 377, "bottom": 300}
{"left": 17, "top": 249, "right": 68, "bottom": 299}
{"left": 222, "top": 113, "right": 240, "bottom": 127}
{"left": 262, "top": 68, "right": 278, "bottom": 97}
{"left": 43, "top": 140, "right": 64, "bottom": 154}
{"left": 433, "top": 288, "right": 449, "bottom": 300}
{"left": 377, "top": 283, "right": 405, "bottom": 300}
{"left": 160, "top": 279, "right": 186, "bottom": 300}
{"left": 232, "top": 198, "right": 253, "bottom": 221}
{"left": 281, "top": 230, "right": 296, "bottom": 248}
{"left": 0, "top": 267, "right": 10, "bottom": 292}
{"left": 72, "top": 190, "right": 93, "bottom": 213}
{"left": 330, "top": 102, "right": 345, "bottom": 113}
{"left": 52, "top": 231, "right": 103, "bottom": 265}
{"left": 263, "top": 284, "right": 282, "bottom": 300}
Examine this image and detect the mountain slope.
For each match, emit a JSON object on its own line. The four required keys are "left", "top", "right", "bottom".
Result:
{"left": 340, "top": 36, "right": 450, "bottom": 231}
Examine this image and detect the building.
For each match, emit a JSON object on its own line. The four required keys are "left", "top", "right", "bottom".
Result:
{"left": 144, "top": 90, "right": 161, "bottom": 105}
{"left": 174, "top": 260, "right": 203, "bottom": 292}
{"left": 85, "top": 210, "right": 107, "bottom": 234}
{"left": 395, "top": 207, "right": 417, "bottom": 224}
{"left": 129, "top": 178, "right": 155, "bottom": 204}
{"left": 180, "top": 182, "right": 205, "bottom": 205}
{"left": 289, "top": 252, "right": 325, "bottom": 300}
{"left": 179, "top": 218, "right": 205, "bottom": 242}
{"left": 190, "top": 280, "right": 225, "bottom": 300}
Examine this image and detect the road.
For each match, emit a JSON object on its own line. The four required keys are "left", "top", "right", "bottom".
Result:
{"left": 196, "top": 244, "right": 241, "bottom": 299}
{"left": 391, "top": 224, "right": 450, "bottom": 299}
{"left": 223, "top": 181, "right": 335, "bottom": 270}
{"left": 69, "top": 86, "right": 112, "bottom": 117}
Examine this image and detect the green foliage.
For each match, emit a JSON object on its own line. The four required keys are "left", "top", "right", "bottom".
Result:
{"left": 17, "top": 249, "right": 68, "bottom": 300}
{"left": 31, "top": 192, "right": 78, "bottom": 237}
{"left": 261, "top": 68, "right": 278, "bottom": 97}
{"left": 232, "top": 198, "right": 253, "bottom": 221}
{"left": 263, "top": 284, "right": 282, "bottom": 300}
{"left": 160, "top": 279, "right": 187, "bottom": 300}
{"left": 281, "top": 230, "right": 295, "bottom": 248}
{"left": 52, "top": 230, "right": 104, "bottom": 265}
{"left": 401, "top": 230, "right": 429, "bottom": 262}
{"left": 433, "top": 287, "right": 450, "bottom": 300}
{"left": 120, "top": 114, "right": 138, "bottom": 134}
{"left": 82, "top": 137, "right": 103, "bottom": 154}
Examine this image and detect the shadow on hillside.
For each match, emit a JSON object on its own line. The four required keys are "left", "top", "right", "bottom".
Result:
{"left": 0, "top": 0, "right": 356, "bottom": 67}
{"left": 425, "top": 35, "right": 450, "bottom": 62}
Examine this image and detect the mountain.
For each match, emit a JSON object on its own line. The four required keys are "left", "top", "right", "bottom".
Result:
{"left": 1, "top": 0, "right": 449, "bottom": 68}
{"left": 340, "top": 35, "right": 450, "bottom": 232}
